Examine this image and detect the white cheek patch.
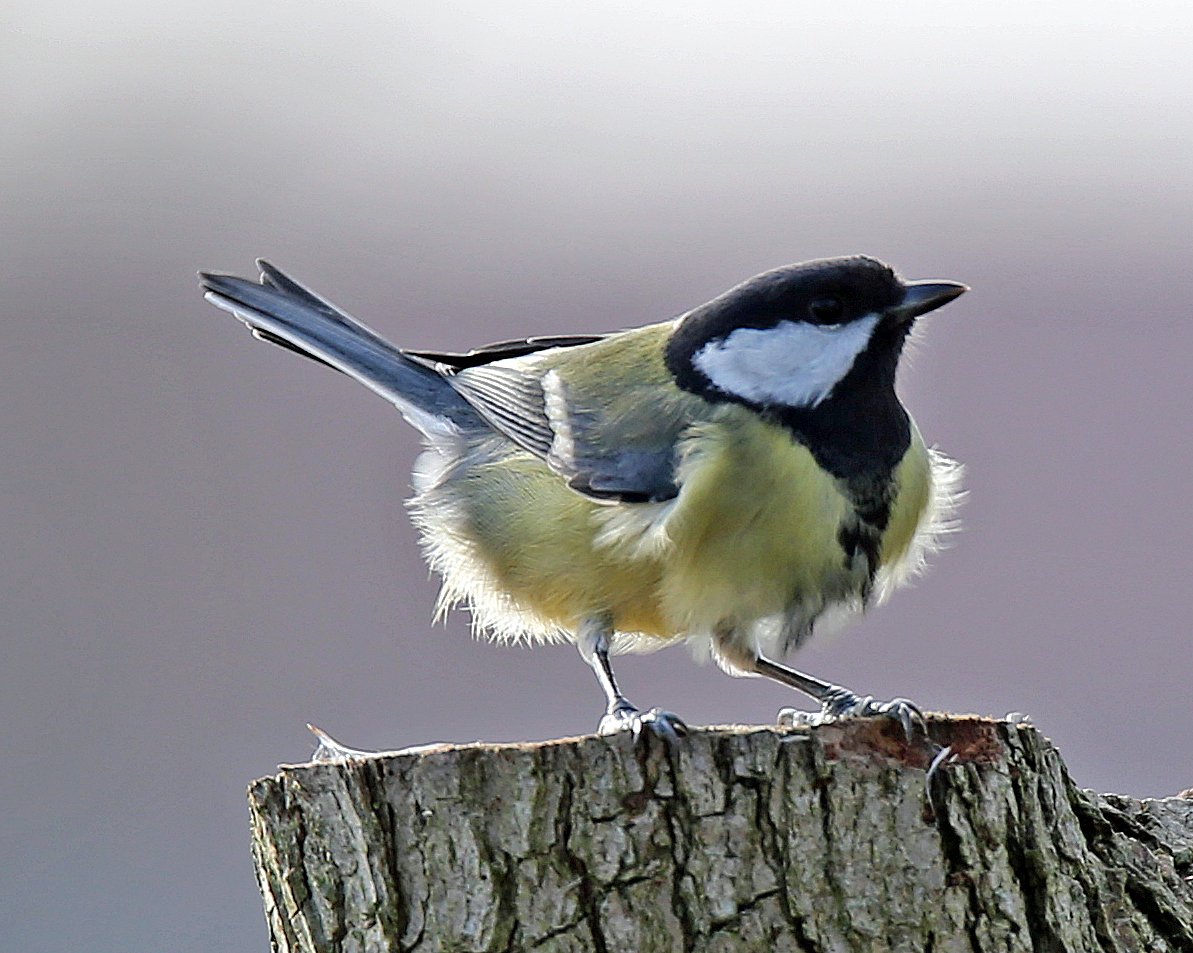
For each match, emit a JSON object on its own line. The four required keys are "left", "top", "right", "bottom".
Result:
{"left": 692, "top": 314, "right": 879, "bottom": 408}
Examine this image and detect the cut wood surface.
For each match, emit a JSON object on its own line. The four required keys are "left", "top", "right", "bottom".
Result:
{"left": 248, "top": 717, "right": 1193, "bottom": 952}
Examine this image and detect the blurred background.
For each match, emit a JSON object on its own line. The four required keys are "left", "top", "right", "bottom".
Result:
{"left": 3, "top": 1, "right": 1191, "bottom": 950}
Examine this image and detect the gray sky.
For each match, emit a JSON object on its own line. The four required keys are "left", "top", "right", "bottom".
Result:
{"left": 2, "top": 2, "right": 1191, "bottom": 951}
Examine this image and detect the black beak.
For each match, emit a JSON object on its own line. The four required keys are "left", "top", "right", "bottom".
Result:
{"left": 892, "top": 280, "right": 968, "bottom": 322}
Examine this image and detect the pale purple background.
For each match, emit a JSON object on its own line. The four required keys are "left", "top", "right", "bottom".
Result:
{"left": 3, "top": 2, "right": 1191, "bottom": 950}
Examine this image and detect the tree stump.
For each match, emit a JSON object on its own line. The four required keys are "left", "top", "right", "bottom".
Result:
{"left": 247, "top": 717, "right": 1193, "bottom": 952}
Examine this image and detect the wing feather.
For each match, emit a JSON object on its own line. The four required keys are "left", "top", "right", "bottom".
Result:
{"left": 449, "top": 364, "right": 555, "bottom": 458}
{"left": 441, "top": 324, "right": 703, "bottom": 504}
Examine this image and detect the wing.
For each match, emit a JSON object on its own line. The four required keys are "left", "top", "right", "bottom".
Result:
{"left": 448, "top": 362, "right": 556, "bottom": 458}
{"left": 447, "top": 324, "right": 702, "bottom": 504}
{"left": 404, "top": 334, "right": 607, "bottom": 370}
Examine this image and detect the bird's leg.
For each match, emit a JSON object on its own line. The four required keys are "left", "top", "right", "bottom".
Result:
{"left": 751, "top": 652, "right": 923, "bottom": 739}
{"left": 577, "top": 617, "right": 634, "bottom": 723}
{"left": 576, "top": 616, "right": 687, "bottom": 742}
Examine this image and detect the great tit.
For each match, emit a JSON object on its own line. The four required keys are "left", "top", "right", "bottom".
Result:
{"left": 201, "top": 256, "right": 965, "bottom": 740}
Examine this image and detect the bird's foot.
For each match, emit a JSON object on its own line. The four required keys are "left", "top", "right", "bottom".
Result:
{"left": 598, "top": 705, "right": 688, "bottom": 743}
{"left": 777, "top": 688, "right": 924, "bottom": 740}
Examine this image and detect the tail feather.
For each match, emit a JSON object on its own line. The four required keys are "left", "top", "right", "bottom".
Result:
{"left": 200, "top": 264, "right": 484, "bottom": 435}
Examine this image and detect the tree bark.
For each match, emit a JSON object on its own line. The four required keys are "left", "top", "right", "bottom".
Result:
{"left": 247, "top": 717, "right": 1193, "bottom": 952}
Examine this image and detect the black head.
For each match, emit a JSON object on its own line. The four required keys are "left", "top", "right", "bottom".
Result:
{"left": 664, "top": 256, "right": 965, "bottom": 411}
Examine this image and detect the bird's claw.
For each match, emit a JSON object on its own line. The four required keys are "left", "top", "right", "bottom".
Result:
{"left": 598, "top": 706, "right": 688, "bottom": 743}
{"left": 777, "top": 690, "right": 924, "bottom": 740}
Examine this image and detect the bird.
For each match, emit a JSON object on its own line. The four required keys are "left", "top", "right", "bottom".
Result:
{"left": 200, "top": 255, "right": 965, "bottom": 741}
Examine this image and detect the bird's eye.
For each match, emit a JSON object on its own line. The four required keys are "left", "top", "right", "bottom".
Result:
{"left": 808, "top": 297, "right": 846, "bottom": 324}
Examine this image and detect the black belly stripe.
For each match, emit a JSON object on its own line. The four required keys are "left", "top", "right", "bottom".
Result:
{"left": 838, "top": 522, "right": 881, "bottom": 569}
{"left": 835, "top": 469, "right": 899, "bottom": 579}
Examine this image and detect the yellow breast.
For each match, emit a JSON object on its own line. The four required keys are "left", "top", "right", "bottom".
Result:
{"left": 657, "top": 408, "right": 860, "bottom": 633}
{"left": 416, "top": 409, "right": 934, "bottom": 647}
